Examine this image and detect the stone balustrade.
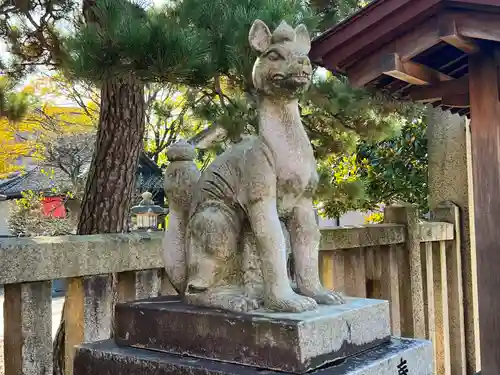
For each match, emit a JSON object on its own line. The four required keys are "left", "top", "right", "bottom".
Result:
{"left": 0, "top": 202, "right": 470, "bottom": 375}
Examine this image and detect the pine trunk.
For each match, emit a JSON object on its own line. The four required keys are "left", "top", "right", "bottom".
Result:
{"left": 78, "top": 74, "right": 145, "bottom": 234}
{"left": 53, "top": 74, "right": 145, "bottom": 375}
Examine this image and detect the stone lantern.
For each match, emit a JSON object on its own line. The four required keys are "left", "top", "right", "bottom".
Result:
{"left": 130, "top": 192, "right": 164, "bottom": 231}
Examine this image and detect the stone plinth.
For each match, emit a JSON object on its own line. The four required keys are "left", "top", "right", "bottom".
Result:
{"left": 74, "top": 338, "right": 433, "bottom": 375}
{"left": 114, "top": 296, "right": 390, "bottom": 373}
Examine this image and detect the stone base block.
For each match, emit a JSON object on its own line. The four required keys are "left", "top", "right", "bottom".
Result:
{"left": 114, "top": 296, "right": 390, "bottom": 373}
{"left": 74, "top": 338, "right": 433, "bottom": 375}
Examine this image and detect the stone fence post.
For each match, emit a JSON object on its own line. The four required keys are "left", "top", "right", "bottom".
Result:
{"left": 427, "top": 107, "right": 479, "bottom": 374}
{"left": 384, "top": 204, "right": 426, "bottom": 339}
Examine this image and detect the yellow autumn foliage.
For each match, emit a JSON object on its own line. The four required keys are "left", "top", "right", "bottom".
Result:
{"left": 0, "top": 124, "right": 35, "bottom": 178}
{"left": 27, "top": 73, "right": 100, "bottom": 123}
{"left": 0, "top": 76, "right": 97, "bottom": 179}
{"left": 23, "top": 103, "right": 96, "bottom": 134}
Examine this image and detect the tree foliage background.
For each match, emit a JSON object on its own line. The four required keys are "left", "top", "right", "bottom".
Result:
{"left": 162, "top": 0, "right": 422, "bottom": 216}
{"left": 0, "top": 0, "right": 429, "bottom": 222}
{"left": 317, "top": 114, "right": 428, "bottom": 218}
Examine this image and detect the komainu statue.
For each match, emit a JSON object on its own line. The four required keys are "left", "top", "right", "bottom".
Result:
{"left": 162, "top": 19, "right": 344, "bottom": 313}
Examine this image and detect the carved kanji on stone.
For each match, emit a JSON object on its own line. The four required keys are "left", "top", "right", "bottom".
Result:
{"left": 397, "top": 358, "right": 409, "bottom": 375}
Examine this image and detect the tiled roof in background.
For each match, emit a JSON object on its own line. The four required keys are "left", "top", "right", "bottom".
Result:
{"left": 0, "top": 152, "right": 164, "bottom": 199}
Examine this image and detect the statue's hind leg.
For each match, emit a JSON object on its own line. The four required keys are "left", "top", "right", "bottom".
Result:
{"left": 241, "top": 220, "right": 293, "bottom": 306}
{"left": 183, "top": 202, "right": 260, "bottom": 312}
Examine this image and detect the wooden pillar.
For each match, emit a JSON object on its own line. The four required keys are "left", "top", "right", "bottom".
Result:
{"left": 468, "top": 48, "right": 500, "bottom": 375}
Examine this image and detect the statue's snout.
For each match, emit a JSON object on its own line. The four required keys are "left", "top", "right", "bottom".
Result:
{"left": 296, "top": 56, "right": 309, "bottom": 66}
{"left": 287, "top": 56, "right": 312, "bottom": 82}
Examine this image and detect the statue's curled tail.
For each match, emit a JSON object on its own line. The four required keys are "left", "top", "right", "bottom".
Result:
{"left": 162, "top": 140, "right": 200, "bottom": 294}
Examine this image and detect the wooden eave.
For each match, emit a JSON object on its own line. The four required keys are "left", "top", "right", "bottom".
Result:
{"left": 310, "top": 0, "right": 500, "bottom": 117}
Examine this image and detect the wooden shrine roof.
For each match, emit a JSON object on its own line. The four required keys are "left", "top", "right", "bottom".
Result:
{"left": 310, "top": 0, "right": 500, "bottom": 117}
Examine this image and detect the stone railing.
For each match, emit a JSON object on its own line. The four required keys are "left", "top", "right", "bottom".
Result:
{"left": 320, "top": 203, "right": 469, "bottom": 375}
{"left": 0, "top": 202, "right": 471, "bottom": 375}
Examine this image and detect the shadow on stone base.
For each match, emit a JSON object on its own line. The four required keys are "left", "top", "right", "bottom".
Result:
{"left": 114, "top": 296, "right": 391, "bottom": 373}
{"left": 74, "top": 338, "right": 433, "bottom": 375}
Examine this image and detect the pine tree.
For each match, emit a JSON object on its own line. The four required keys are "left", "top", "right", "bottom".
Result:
{"left": 60, "top": 0, "right": 208, "bottom": 234}
{"left": 46, "top": 2, "right": 212, "bottom": 372}
{"left": 1, "top": 0, "right": 410, "bottom": 223}
{"left": 0, "top": 0, "right": 76, "bottom": 77}
{"left": 309, "top": 0, "right": 367, "bottom": 30}
{"left": 167, "top": 0, "right": 412, "bottom": 215}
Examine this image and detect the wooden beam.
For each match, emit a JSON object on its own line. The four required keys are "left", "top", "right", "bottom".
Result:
{"left": 442, "top": 93, "right": 470, "bottom": 108}
{"left": 439, "top": 16, "right": 480, "bottom": 54}
{"left": 345, "top": 16, "right": 443, "bottom": 87}
{"left": 310, "top": 0, "right": 411, "bottom": 60}
{"left": 381, "top": 53, "right": 453, "bottom": 86}
{"left": 407, "top": 75, "right": 469, "bottom": 101}
{"left": 342, "top": 10, "right": 500, "bottom": 89}
{"left": 440, "top": 34, "right": 479, "bottom": 55}
{"left": 496, "top": 51, "right": 500, "bottom": 102}
{"left": 313, "top": 0, "right": 443, "bottom": 67}
{"left": 453, "top": 11, "right": 500, "bottom": 43}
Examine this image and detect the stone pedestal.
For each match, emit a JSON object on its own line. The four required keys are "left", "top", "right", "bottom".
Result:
{"left": 75, "top": 338, "right": 432, "bottom": 375}
{"left": 114, "top": 296, "right": 390, "bottom": 373}
{"left": 74, "top": 296, "right": 433, "bottom": 375}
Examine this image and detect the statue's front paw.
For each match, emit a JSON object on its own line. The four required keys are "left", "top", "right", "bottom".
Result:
{"left": 227, "top": 296, "right": 261, "bottom": 312}
{"left": 265, "top": 291, "right": 317, "bottom": 312}
{"left": 300, "top": 288, "right": 345, "bottom": 305}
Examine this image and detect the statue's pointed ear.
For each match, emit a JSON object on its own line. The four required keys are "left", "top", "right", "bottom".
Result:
{"left": 295, "top": 24, "right": 311, "bottom": 53}
{"left": 249, "top": 19, "right": 272, "bottom": 53}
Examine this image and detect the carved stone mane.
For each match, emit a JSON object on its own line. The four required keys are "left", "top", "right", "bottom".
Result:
{"left": 162, "top": 19, "right": 344, "bottom": 313}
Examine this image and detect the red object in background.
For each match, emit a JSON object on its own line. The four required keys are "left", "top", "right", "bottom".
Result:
{"left": 41, "top": 196, "right": 67, "bottom": 218}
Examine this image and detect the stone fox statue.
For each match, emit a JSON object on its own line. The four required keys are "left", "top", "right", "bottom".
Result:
{"left": 163, "top": 19, "right": 344, "bottom": 313}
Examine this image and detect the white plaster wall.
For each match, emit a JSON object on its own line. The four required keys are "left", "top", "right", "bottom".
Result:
{"left": 318, "top": 217, "right": 338, "bottom": 228}
{"left": 318, "top": 206, "right": 384, "bottom": 229}
{"left": 318, "top": 210, "right": 369, "bottom": 228}
{"left": 339, "top": 211, "right": 369, "bottom": 226}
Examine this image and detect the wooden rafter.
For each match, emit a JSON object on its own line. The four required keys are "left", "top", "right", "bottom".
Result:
{"left": 312, "top": 0, "right": 443, "bottom": 66}
{"left": 381, "top": 53, "right": 453, "bottom": 85}
{"left": 439, "top": 16, "right": 480, "bottom": 54}
{"left": 344, "top": 16, "right": 443, "bottom": 87}
{"left": 330, "top": 10, "right": 499, "bottom": 89}
{"left": 406, "top": 75, "right": 469, "bottom": 101}
{"left": 309, "top": 0, "right": 500, "bottom": 118}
